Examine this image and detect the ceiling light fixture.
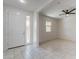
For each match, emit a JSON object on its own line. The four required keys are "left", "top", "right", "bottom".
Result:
{"left": 66, "top": 14, "right": 69, "bottom": 16}
{"left": 20, "top": 0, "right": 26, "bottom": 3}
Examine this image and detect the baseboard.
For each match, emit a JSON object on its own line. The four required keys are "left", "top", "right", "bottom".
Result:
{"left": 8, "top": 43, "right": 33, "bottom": 50}
{"left": 39, "top": 38, "right": 57, "bottom": 45}
{"left": 58, "top": 37, "right": 76, "bottom": 42}
{"left": 8, "top": 45, "right": 25, "bottom": 50}
{"left": 39, "top": 38, "right": 76, "bottom": 45}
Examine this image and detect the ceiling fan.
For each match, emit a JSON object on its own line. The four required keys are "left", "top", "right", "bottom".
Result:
{"left": 59, "top": 8, "right": 76, "bottom": 16}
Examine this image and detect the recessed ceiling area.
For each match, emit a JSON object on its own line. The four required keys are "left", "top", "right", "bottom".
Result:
{"left": 3, "top": 0, "right": 52, "bottom": 11}
{"left": 40, "top": 0, "right": 76, "bottom": 18}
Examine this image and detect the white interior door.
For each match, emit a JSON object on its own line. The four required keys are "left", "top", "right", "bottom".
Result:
{"left": 8, "top": 10, "right": 26, "bottom": 48}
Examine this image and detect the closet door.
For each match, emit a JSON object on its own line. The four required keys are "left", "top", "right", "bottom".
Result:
{"left": 8, "top": 10, "right": 26, "bottom": 48}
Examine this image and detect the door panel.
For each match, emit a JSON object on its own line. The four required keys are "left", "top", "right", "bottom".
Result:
{"left": 8, "top": 10, "right": 26, "bottom": 48}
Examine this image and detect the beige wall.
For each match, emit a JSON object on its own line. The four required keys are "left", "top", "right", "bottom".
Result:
{"left": 39, "top": 14, "right": 76, "bottom": 43}
{"left": 39, "top": 14, "right": 58, "bottom": 43}
{"left": 58, "top": 15, "right": 76, "bottom": 41}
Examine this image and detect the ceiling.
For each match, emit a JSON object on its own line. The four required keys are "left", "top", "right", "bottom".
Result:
{"left": 3, "top": 0, "right": 52, "bottom": 11}
{"left": 40, "top": 0, "right": 76, "bottom": 18}
{"left": 3, "top": 0, "right": 76, "bottom": 17}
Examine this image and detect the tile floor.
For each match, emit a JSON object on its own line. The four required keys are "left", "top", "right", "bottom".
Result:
{"left": 40, "top": 39, "right": 76, "bottom": 59}
{"left": 4, "top": 39, "right": 76, "bottom": 59}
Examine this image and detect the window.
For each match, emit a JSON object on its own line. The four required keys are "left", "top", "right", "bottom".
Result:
{"left": 46, "top": 21, "right": 52, "bottom": 32}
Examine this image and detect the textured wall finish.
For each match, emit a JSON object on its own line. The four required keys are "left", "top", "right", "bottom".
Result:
{"left": 39, "top": 14, "right": 76, "bottom": 43}
{"left": 39, "top": 15, "right": 58, "bottom": 43}
{"left": 58, "top": 15, "right": 76, "bottom": 41}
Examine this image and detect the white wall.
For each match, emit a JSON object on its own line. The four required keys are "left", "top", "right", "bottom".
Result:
{"left": 39, "top": 14, "right": 58, "bottom": 43}
{"left": 3, "top": 5, "right": 34, "bottom": 51}
{"left": 58, "top": 15, "right": 76, "bottom": 41}
{"left": 33, "top": 12, "right": 39, "bottom": 47}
